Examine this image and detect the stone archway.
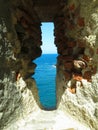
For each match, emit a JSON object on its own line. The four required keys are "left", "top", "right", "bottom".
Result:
{"left": 0, "top": 0, "right": 98, "bottom": 129}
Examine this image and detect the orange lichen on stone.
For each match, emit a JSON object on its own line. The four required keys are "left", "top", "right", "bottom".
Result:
{"left": 77, "top": 17, "right": 85, "bottom": 27}
{"left": 73, "top": 73, "right": 83, "bottom": 81}
{"left": 82, "top": 55, "right": 91, "bottom": 62}
{"left": 16, "top": 72, "right": 21, "bottom": 81}
{"left": 83, "top": 71, "right": 92, "bottom": 81}
{"left": 67, "top": 87, "right": 76, "bottom": 94}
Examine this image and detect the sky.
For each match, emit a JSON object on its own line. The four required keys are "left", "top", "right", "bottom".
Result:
{"left": 41, "top": 22, "right": 57, "bottom": 54}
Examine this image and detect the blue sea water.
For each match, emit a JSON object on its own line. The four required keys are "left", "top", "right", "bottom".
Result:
{"left": 33, "top": 54, "right": 57, "bottom": 110}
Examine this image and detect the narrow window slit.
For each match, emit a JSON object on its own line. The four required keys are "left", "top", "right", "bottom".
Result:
{"left": 34, "top": 23, "right": 57, "bottom": 110}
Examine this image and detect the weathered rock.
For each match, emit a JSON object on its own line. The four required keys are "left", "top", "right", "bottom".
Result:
{"left": 56, "top": 0, "right": 98, "bottom": 130}
{"left": 0, "top": 1, "right": 42, "bottom": 129}
{"left": 0, "top": 0, "right": 98, "bottom": 130}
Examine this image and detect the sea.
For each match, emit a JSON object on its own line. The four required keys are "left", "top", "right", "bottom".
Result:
{"left": 33, "top": 54, "right": 57, "bottom": 110}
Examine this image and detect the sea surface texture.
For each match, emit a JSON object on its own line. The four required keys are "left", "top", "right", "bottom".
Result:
{"left": 34, "top": 54, "right": 57, "bottom": 110}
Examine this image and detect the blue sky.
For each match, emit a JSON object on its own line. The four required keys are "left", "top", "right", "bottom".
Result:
{"left": 41, "top": 23, "right": 57, "bottom": 54}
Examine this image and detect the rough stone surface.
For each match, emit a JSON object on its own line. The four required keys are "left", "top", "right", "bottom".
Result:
{"left": 0, "top": 1, "right": 41, "bottom": 129}
{"left": 3, "top": 110, "right": 90, "bottom": 130}
{"left": 0, "top": 0, "right": 98, "bottom": 130}
{"left": 55, "top": 0, "right": 98, "bottom": 130}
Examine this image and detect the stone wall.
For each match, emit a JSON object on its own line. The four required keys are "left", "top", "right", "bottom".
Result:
{"left": 0, "top": 0, "right": 42, "bottom": 129}
{"left": 0, "top": 0, "right": 98, "bottom": 129}
{"left": 54, "top": 0, "right": 98, "bottom": 129}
